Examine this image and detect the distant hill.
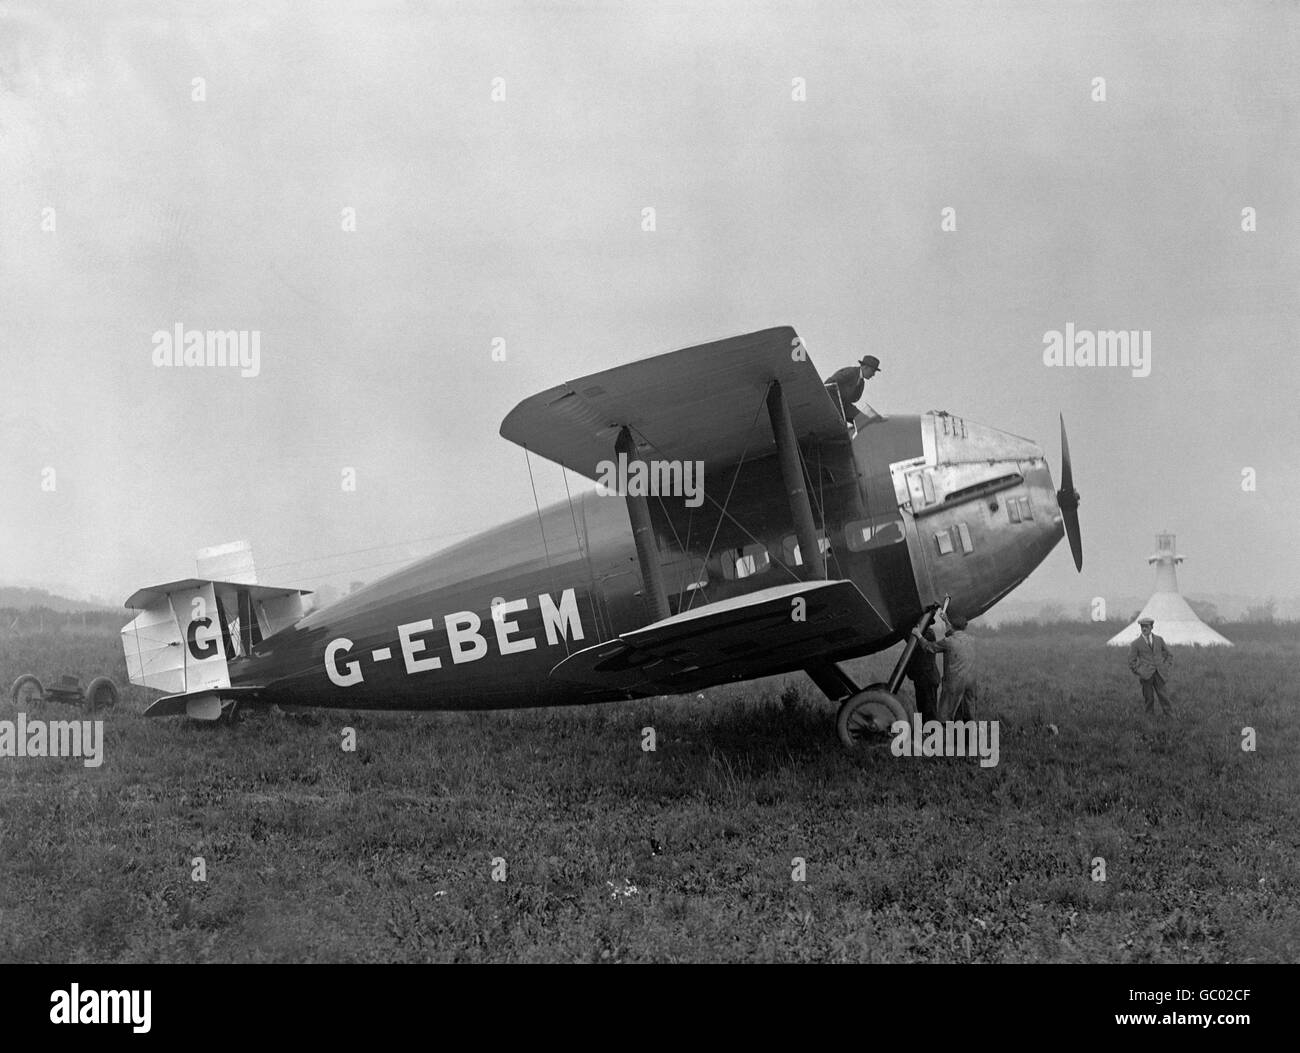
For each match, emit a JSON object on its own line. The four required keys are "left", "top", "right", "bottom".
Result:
{"left": 0, "top": 587, "right": 117, "bottom": 613}
{"left": 977, "top": 593, "right": 1300, "bottom": 626}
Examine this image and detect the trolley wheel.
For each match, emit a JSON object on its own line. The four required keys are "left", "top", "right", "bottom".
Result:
{"left": 837, "top": 688, "right": 909, "bottom": 749}
{"left": 84, "top": 676, "right": 120, "bottom": 713}
{"left": 10, "top": 674, "right": 44, "bottom": 708}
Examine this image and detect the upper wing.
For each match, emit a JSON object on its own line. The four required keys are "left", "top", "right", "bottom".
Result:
{"left": 549, "top": 579, "right": 891, "bottom": 695}
{"left": 499, "top": 326, "right": 847, "bottom": 481}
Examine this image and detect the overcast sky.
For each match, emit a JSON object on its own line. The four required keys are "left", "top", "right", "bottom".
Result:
{"left": 1, "top": 0, "right": 1296, "bottom": 613}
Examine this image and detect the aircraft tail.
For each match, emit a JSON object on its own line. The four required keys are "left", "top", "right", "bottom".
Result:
{"left": 121, "top": 579, "right": 310, "bottom": 696}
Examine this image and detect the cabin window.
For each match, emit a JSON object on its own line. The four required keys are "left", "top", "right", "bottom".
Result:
{"left": 781, "top": 534, "right": 831, "bottom": 567}
{"left": 845, "top": 515, "right": 906, "bottom": 553}
{"left": 674, "top": 573, "right": 709, "bottom": 595}
{"left": 661, "top": 554, "right": 709, "bottom": 595}
{"left": 668, "top": 576, "right": 710, "bottom": 614}
{"left": 735, "top": 543, "right": 770, "bottom": 579}
{"left": 934, "top": 529, "right": 954, "bottom": 555}
{"left": 718, "top": 543, "right": 770, "bottom": 581}
{"left": 1018, "top": 496, "right": 1033, "bottom": 520}
{"left": 956, "top": 521, "right": 973, "bottom": 553}
{"left": 1008, "top": 500, "right": 1022, "bottom": 524}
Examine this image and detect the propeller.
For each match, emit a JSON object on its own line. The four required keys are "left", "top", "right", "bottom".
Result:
{"left": 1057, "top": 414, "right": 1083, "bottom": 571}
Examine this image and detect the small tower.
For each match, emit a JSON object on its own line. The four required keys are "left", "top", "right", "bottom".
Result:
{"left": 1107, "top": 533, "right": 1232, "bottom": 646}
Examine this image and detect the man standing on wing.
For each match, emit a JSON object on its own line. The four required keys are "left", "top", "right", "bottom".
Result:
{"left": 1128, "top": 616, "right": 1174, "bottom": 717}
{"left": 826, "top": 355, "right": 881, "bottom": 424}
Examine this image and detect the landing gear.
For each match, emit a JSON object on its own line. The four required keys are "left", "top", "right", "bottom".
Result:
{"left": 807, "top": 598, "right": 950, "bottom": 750}
{"left": 836, "top": 687, "right": 908, "bottom": 748}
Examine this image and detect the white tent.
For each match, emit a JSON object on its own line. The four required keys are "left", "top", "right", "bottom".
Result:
{"left": 1107, "top": 533, "right": 1232, "bottom": 647}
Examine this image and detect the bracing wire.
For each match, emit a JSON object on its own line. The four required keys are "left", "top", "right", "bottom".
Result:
{"left": 260, "top": 529, "right": 475, "bottom": 574}
{"left": 628, "top": 382, "right": 803, "bottom": 610}
{"left": 798, "top": 434, "right": 835, "bottom": 578}
{"left": 653, "top": 492, "right": 696, "bottom": 609}
{"left": 561, "top": 465, "right": 584, "bottom": 560}
{"left": 524, "top": 446, "right": 566, "bottom": 655}
{"left": 563, "top": 463, "right": 608, "bottom": 642}
{"left": 677, "top": 391, "right": 767, "bottom": 610}
{"left": 629, "top": 397, "right": 804, "bottom": 595}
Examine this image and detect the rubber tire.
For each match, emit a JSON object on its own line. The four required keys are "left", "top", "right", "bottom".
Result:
{"left": 10, "top": 674, "right": 43, "bottom": 707}
{"left": 864, "top": 681, "right": 916, "bottom": 719}
{"left": 837, "top": 688, "right": 909, "bottom": 749}
{"left": 84, "top": 676, "right": 119, "bottom": 713}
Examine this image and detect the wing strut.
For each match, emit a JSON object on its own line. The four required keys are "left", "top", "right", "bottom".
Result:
{"left": 766, "top": 380, "right": 826, "bottom": 580}
{"left": 616, "top": 426, "right": 672, "bottom": 622}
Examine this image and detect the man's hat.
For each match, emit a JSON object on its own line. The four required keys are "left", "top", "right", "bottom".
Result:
{"left": 860, "top": 355, "right": 882, "bottom": 372}
{"left": 1138, "top": 617, "right": 1155, "bottom": 626}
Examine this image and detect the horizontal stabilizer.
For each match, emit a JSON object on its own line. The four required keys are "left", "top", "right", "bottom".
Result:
{"left": 549, "top": 579, "right": 890, "bottom": 695}
{"left": 124, "top": 579, "right": 310, "bottom": 610}
{"left": 143, "top": 687, "right": 264, "bottom": 720}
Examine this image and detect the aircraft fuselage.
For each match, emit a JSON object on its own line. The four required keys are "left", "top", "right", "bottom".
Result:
{"left": 226, "top": 410, "right": 1064, "bottom": 711}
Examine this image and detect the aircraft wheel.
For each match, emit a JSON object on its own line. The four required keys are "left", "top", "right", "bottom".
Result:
{"left": 837, "top": 688, "right": 908, "bottom": 749}
{"left": 10, "top": 674, "right": 44, "bottom": 708}
{"left": 84, "top": 676, "right": 119, "bottom": 713}
{"left": 863, "top": 682, "right": 915, "bottom": 718}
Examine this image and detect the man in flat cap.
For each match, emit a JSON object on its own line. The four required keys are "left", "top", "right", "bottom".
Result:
{"left": 912, "top": 609, "right": 978, "bottom": 721}
{"left": 1127, "top": 616, "right": 1174, "bottom": 717}
{"left": 827, "top": 355, "right": 881, "bottom": 424}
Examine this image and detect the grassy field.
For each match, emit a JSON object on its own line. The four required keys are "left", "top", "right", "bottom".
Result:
{"left": 1, "top": 619, "right": 1297, "bottom": 963}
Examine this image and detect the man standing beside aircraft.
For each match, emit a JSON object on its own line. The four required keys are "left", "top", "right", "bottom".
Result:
{"left": 912, "top": 610, "right": 977, "bottom": 720}
{"left": 1128, "top": 616, "right": 1174, "bottom": 717}
{"left": 905, "top": 626, "right": 941, "bottom": 721}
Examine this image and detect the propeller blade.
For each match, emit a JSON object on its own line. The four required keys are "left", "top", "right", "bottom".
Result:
{"left": 1061, "top": 501, "right": 1083, "bottom": 572}
{"left": 1057, "top": 414, "right": 1083, "bottom": 571}
{"left": 1059, "top": 414, "right": 1074, "bottom": 496}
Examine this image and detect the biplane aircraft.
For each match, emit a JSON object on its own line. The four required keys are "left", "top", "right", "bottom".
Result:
{"left": 122, "top": 327, "right": 1082, "bottom": 746}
